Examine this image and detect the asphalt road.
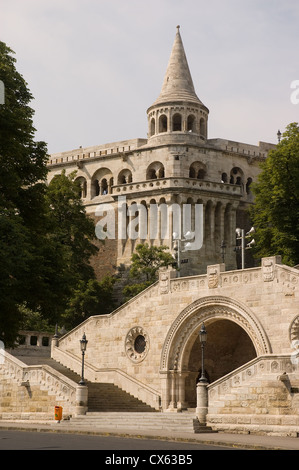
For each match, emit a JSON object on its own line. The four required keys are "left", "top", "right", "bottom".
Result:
{"left": 0, "top": 429, "right": 239, "bottom": 451}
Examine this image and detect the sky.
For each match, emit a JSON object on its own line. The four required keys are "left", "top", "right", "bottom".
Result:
{"left": 1, "top": 0, "right": 299, "bottom": 154}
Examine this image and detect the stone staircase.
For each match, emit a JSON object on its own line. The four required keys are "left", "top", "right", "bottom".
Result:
{"left": 11, "top": 354, "right": 156, "bottom": 413}
{"left": 87, "top": 382, "right": 156, "bottom": 412}
{"left": 8, "top": 353, "right": 216, "bottom": 433}
{"left": 58, "top": 411, "right": 215, "bottom": 434}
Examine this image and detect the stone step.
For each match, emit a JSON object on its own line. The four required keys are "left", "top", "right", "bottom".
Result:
{"left": 60, "top": 412, "right": 216, "bottom": 434}
{"left": 86, "top": 383, "right": 156, "bottom": 412}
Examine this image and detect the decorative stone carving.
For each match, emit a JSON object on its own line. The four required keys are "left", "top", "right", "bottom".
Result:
{"left": 262, "top": 258, "right": 275, "bottom": 282}
{"left": 207, "top": 264, "right": 225, "bottom": 289}
{"left": 262, "top": 256, "right": 281, "bottom": 282}
{"left": 280, "top": 270, "right": 298, "bottom": 296}
{"left": 125, "top": 326, "right": 150, "bottom": 363}
{"left": 159, "top": 267, "right": 176, "bottom": 294}
{"left": 160, "top": 295, "right": 271, "bottom": 371}
{"left": 289, "top": 315, "right": 299, "bottom": 347}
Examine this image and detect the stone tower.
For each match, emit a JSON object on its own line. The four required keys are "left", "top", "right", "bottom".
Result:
{"left": 147, "top": 25, "right": 209, "bottom": 146}
{"left": 47, "top": 27, "right": 275, "bottom": 279}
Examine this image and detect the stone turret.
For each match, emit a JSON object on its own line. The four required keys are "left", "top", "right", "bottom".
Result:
{"left": 147, "top": 26, "right": 209, "bottom": 145}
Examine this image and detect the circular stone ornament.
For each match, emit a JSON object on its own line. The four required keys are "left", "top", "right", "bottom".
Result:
{"left": 125, "top": 327, "right": 150, "bottom": 363}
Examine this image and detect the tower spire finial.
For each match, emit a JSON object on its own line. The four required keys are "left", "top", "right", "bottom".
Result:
{"left": 151, "top": 25, "right": 202, "bottom": 106}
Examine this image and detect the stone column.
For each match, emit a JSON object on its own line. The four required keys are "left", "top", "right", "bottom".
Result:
{"left": 196, "top": 382, "right": 208, "bottom": 424}
{"left": 177, "top": 372, "right": 188, "bottom": 411}
{"left": 75, "top": 384, "right": 88, "bottom": 416}
{"left": 160, "top": 371, "right": 170, "bottom": 410}
{"left": 86, "top": 179, "right": 92, "bottom": 200}
{"left": 168, "top": 370, "right": 177, "bottom": 411}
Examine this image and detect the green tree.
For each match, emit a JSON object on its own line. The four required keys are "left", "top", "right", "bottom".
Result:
{"left": 250, "top": 122, "right": 299, "bottom": 266}
{"left": 0, "top": 42, "right": 49, "bottom": 346}
{"left": 30, "top": 170, "right": 100, "bottom": 326}
{"left": 46, "top": 171, "right": 98, "bottom": 281}
{"left": 0, "top": 43, "right": 101, "bottom": 345}
{"left": 63, "top": 276, "right": 116, "bottom": 329}
{"left": 123, "top": 243, "right": 174, "bottom": 300}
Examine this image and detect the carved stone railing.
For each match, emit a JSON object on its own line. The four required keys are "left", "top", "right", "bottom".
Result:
{"left": 207, "top": 354, "right": 299, "bottom": 434}
{"left": 51, "top": 346, "right": 161, "bottom": 410}
{"left": 0, "top": 350, "right": 78, "bottom": 416}
{"left": 112, "top": 177, "right": 242, "bottom": 198}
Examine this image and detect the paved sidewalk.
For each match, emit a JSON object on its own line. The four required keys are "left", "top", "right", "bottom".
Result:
{"left": 0, "top": 420, "right": 299, "bottom": 450}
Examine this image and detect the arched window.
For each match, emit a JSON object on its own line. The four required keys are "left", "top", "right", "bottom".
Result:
{"left": 230, "top": 167, "right": 244, "bottom": 185}
{"left": 187, "top": 115, "right": 196, "bottom": 132}
{"left": 197, "top": 169, "right": 205, "bottom": 180}
{"left": 94, "top": 179, "right": 100, "bottom": 196}
{"left": 159, "top": 115, "right": 167, "bottom": 133}
{"left": 146, "top": 162, "right": 165, "bottom": 180}
{"left": 91, "top": 168, "right": 113, "bottom": 197}
{"left": 150, "top": 118, "right": 155, "bottom": 136}
{"left": 172, "top": 113, "right": 182, "bottom": 131}
{"left": 75, "top": 176, "right": 87, "bottom": 198}
{"left": 221, "top": 173, "right": 228, "bottom": 183}
{"left": 189, "top": 167, "right": 196, "bottom": 178}
{"left": 101, "top": 178, "right": 108, "bottom": 195}
{"left": 118, "top": 169, "right": 133, "bottom": 185}
{"left": 189, "top": 162, "right": 206, "bottom": 180}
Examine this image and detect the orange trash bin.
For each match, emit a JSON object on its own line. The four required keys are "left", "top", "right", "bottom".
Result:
{"left": 54, "top": 406, "right": 63, "bottom": 421}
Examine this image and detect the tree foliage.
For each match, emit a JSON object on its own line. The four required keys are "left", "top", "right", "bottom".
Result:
{"left": 0, "top": 42, "right": 102, "bottom": 345}
{"left": 250, "top": 122, "right": 299, "bottom": 266}
{"left": 63, "top": 276, "right": 116, "bottom": 329}
{"left": 0, "top": 42, "right": 49, "bottom": 346}
{"left": 123, "top": 243, "right": 174, "bottom": 300}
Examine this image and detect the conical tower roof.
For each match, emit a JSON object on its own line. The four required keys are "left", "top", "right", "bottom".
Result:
{"left": 152, "top": 26, "right": 204, "bottom": 107}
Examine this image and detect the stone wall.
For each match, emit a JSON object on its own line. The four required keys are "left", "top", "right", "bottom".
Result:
{"left": 47, "top": 134, "right": 270, "bottom": 276}
{"left": 51, "top": 257, "right": 299, "bottom": 417}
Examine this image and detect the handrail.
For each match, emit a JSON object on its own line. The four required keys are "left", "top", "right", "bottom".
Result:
{"left": 1, "top": 350, "right": 77, "bottom": 394}
{"left": 208, "top": 353, "right": 294, "bottom": 392}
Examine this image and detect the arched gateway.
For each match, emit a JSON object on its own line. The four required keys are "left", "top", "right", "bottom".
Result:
{"left": 160, "top": 296, "right": 271, "bottom": 411}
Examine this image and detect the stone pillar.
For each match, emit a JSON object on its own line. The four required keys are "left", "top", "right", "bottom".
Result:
{"left": 160, "top": 372, "right": 170, "bottom": 410}
{"left": 168, "top": 370, "right": 177, "bottom": 411}
{"left": 177, "top": 372, "right": 188, "bottom": 411}
{"left": 75, "top": 384, "right": 88, "bottom": 416}
{"left": 196, "top": 382, "right": 208, "bottom": 424}
{"left": 86, "top": 180, "right": 92, "bottom": 200}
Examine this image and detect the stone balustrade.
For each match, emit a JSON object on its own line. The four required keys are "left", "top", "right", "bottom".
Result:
{"left": 0, "top": 350, "right": 78, "bottom": 420}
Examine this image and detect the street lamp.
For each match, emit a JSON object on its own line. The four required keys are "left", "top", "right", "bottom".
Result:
{"left": 79, "top": 333, "right": 88, "bottom": 385}
{"left": 235, "top": 227, "right": 255, "bottom": 269}
{"left": 172, "top": 231, "right": 193, "bottom": 277}
{"left": 220, "top": 240, "right": 226, "bottom": 263}
{"left": 198, "top": 323, "right": 207, "bottom": 383}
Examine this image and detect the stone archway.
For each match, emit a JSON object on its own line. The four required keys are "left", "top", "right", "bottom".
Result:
{"left": 159, "top": 296, "right": 271, "bottom": 411}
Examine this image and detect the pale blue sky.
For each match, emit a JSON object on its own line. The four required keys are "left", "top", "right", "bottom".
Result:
{"left": 1, "top": 0, "right": 298, "bottom": 153}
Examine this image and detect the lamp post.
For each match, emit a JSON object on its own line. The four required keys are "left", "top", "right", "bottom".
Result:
{"left": 172, "top": 231, "right": 192, "bottom": 277}
{"left": 79, "top": 333, "right": 88, "bottom": 385}
{"left": 196, "top": 323, "right": 208, "bottom": 424}
{"left": 220, "top": 240, "right": 226, "bottom": 264}
{"left": 235, "top": 227, "right": 255, "bottom": 269}
{"left": 199, "top": 323, "right": 207, "bottom": 383}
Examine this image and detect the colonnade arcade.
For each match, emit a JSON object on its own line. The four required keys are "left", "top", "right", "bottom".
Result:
{"left": 147, "top": 105, "right": 208, "bottom": 141}
{"left": 116, "top": 195, "right": 239, "bottom": 270}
